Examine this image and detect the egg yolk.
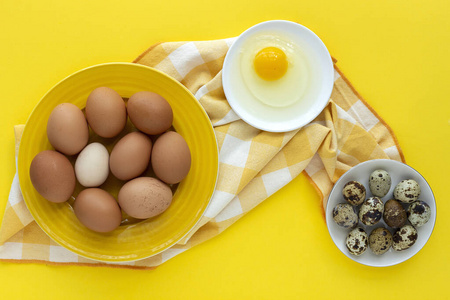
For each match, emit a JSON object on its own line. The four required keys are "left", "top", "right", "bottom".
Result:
{"left": 253, "top": 47, "right": 288, "bottom": 81}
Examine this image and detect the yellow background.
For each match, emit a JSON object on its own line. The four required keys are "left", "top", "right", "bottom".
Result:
{"left": 1, "top": 0, "right": 449, "bottom": 299}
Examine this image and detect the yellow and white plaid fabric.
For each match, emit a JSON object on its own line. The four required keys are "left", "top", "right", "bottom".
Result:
{"left": 0, "top": 38, "right": 404, "bottom": 269}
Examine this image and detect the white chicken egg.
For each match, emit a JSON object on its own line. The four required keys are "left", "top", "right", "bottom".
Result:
{"left": 75, "top": 142, "right": 110, "bottom": 187}
{"left": 240, "top": 33, "right": 309, "bottom": 107}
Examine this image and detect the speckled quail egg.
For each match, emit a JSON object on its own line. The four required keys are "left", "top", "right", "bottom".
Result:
{"left": 369, "top": 169, "right": 391, "bottom": 198}
{"left": 342, "top": 181, "right": 366, "bottom": 206}
{"left": 346, "top": 227, "right": 368, "bottom": 256}
{"left": 394, "top": 179, "right": 421, "bottom": 203}
{"left": 369, "top": 227, "right": 393, "bottom": 255}
{"left": 407, "top": 201, "right": 431, "bottom": 227}
{"left": 359, "top": 197, "right": 384, "bottom": 226}
{"left": 392, "top": 224, "right": 418, "bottom": 251}
{"left": 332, "top": 203, "right": 358, "bottom": 229}
{"left": 383, "top": 199, "right": 407, "bottom": 228}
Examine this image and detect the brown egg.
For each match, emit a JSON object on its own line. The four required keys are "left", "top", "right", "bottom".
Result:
{"left": 383, "top": 199, "right": 407, "bottom": 228}
{"left": 73, "top": 188, "right": 122, "bottom": 233}
{"left": 109, "top": 132, "right": 152, "bottom": 181}
{"left": 151, "top": 131, "right": 191, "bottom": 184}
{"left": 118, "top": 177, "right": 172, "bottom": 219}
{"left": 127, "top": 91, "right": 173, "bottom": 135}
{"left": 29, "top": 150, "right": 76, "bottom": 203}
{"left": 47, "top": 103, "right": 89, "bottom": 155}
{"left": 85, "top": 87, "right": 127, "bottom": 138}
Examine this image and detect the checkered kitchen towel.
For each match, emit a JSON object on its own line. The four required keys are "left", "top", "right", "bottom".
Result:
{"left": 0, "top": 38, "right": 404, "bottom": 269}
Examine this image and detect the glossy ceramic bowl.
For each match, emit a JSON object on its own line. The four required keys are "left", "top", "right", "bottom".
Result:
{"left": 222, "top": 20, "right": 334, "bottom": 132}
{"left": 18, "top": 63, "right": 218, "bottom": 262}
{"left": 326, "top": 159, "right": 436, "bottom": 267}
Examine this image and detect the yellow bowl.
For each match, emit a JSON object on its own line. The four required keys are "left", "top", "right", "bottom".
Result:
{"left": 18, "top": 63, "right": 218, "bottom": 262}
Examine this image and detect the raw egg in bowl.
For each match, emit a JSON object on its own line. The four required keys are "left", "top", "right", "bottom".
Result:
{"left": 222, "top": 20, "right": 334, "bottom": 132}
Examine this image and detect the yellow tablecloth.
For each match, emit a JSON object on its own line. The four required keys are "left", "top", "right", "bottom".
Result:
{"left": 0, "top": 39, "right": 403, "bottom": 268}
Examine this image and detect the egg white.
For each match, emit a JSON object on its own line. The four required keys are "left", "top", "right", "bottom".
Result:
{"left": 240, "top": 34, "right": 309, "bottom": 108}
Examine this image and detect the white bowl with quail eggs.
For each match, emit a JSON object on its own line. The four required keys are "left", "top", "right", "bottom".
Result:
{"left": 326, "top": 159, "right": 436, "bottom": 267}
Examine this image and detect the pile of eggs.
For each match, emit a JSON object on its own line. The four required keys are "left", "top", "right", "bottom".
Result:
{"left": 332, "top": 170, "right": 431, "bottom": 256}
{"left": 29, "top": 87, "right": 191, "bottom": 233}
